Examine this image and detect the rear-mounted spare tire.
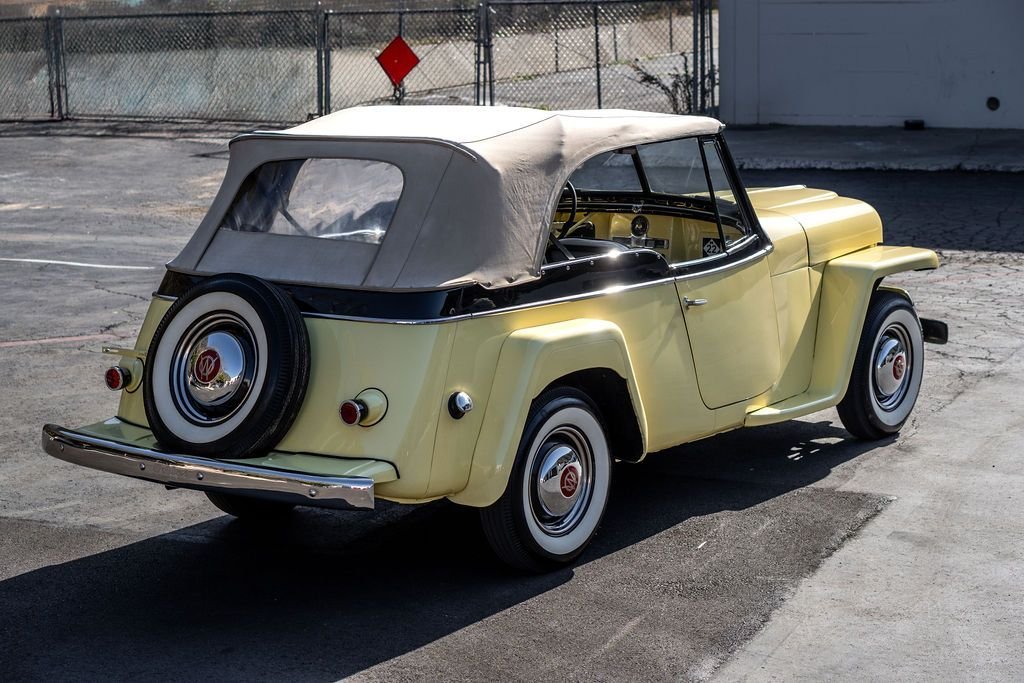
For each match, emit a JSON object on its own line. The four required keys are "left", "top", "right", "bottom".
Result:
{"left": 143, "top": 273, "right": 310, "bottom": 459}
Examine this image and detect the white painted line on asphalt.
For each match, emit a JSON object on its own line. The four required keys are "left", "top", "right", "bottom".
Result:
{"left": 697, "top": 541, "right": 707, "bottom": 549}
{"left": 0, "top": 333, "right": 117, "bottom": 349}
{"left": 0, "top": 257, "right": 155, "bottom": 270}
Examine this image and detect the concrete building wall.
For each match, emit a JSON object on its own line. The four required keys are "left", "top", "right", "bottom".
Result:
{"left": 720, "top": 0, "right": 1024, "bottom": 128}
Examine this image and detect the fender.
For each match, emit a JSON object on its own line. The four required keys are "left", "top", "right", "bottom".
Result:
{"left": 746, "top": 245, "right": 938, "bottom": 426}
{"left": 447, "top": 318, "right": 647, "bottom": 508}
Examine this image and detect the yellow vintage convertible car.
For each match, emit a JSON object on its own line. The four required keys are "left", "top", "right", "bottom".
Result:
{"left": 43, "top": 106, "right": 947, "bottom": 570}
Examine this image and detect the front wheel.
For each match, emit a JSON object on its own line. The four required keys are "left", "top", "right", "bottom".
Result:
{"left": 837, "top": 291, "right": 925, "bottom": 440}
{"left": 480, "top": 388, "right": 612, "bottom": 572}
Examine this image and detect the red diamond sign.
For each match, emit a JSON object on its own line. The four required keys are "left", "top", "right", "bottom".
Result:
{"left": 376, "top": 36, "right": 420, "bottom": 87}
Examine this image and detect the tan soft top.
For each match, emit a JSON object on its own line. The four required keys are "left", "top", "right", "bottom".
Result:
{"left": 170, "top": 106, "right": 723, "bottom": 291}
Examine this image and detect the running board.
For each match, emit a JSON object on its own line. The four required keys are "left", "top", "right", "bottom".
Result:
{"left": 744, "top": 393, "right": 838, "bottom": 428}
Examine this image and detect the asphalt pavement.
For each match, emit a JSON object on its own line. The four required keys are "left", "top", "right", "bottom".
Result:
{"left": 0, "top": 124, "right": 1022, "bottom": 681}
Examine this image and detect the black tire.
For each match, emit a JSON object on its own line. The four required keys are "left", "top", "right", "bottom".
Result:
{"left": 480, "top": 388, "right": 612, "bottom": 572}
{"left": 205, "top": 492, "right": 295, "bottom": 519}
{"left": 143, "top": 273, "right": 310, "bottom": 459}
{"left": 837, "top": 291, "right": 924, "bottom": 440}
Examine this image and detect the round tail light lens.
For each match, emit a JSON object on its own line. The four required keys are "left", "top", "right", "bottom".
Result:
{"left": 339, "top": 399, "right": 366, "bottom": 425}
{"left": 105, "top": 366, "right": 130, "bottom": 391}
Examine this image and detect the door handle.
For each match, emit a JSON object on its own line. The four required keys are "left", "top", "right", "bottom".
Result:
{"left": 683, "top": 297, "right": 708, "bottom": 308}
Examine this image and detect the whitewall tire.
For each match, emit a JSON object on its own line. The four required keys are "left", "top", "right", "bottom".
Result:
{"left": 143, "top": 274, "right": 310, "bottom": 459}
{"left": 838, "top": 291, "right": 925, "bottom": 440}
{"left": 481, "top": 388, "right": 612, "bottom": 571}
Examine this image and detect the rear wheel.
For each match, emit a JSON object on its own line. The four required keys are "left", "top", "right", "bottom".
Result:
{"left": 205, "top": 492, "right": 295, "bottom": 520}
{"left": 480, "top": 388, "right": 612, "bottom": 572}
{"left": 837, "top": 291, "right": 924, "bottom": 440}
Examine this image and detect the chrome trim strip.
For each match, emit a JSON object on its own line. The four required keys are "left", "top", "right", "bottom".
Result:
{"left": 669, "top": 251, "right": 730, "bottom": 271}
{"left": 302, "top": 310, "right": 470, "bottom": 325}
{"left": 151, "top": 295, "right": 468, "bottom": 326}
{"left": 41, "top": 424, "right": 375, "bottom": 510}
{"left": 464, "top": 246, "right": 770, "bottom": 319}
{"left": 156, "top": 246, "right": 773, "bottom": 326}
{"left": 673, "top": 243, "right": 773, "bottom": 282}
{"left": 463, "top": 246, "right": 774, "bottom": 319}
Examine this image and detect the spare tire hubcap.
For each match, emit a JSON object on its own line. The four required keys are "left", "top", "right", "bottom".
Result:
{"left": 173, "top": 313, "right": 256, "bottom": 423}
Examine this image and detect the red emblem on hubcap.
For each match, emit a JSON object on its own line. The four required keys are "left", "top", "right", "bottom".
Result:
{"left": 893, "top": 354, "right": 906, "bottom": 381}
{"left": 560, "top": 467, "right": 579, "bottom": 498}
{"left": 193, "top": 349, "right": 222, "bottom": 384}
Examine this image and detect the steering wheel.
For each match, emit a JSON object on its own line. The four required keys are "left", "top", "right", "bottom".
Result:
{"left": 558, "top": 181, "right": 578, "bottom": 238}
{"left": 564, "top": 219, "right": 595, "bottom": 239}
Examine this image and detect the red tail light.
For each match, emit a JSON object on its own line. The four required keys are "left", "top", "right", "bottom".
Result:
{"left": 105, "top": 366, "right": 130, "bottom": 391}
{"left": 339, "top": 399, "right": 365, "bottom": 425}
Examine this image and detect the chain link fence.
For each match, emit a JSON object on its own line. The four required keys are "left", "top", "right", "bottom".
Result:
{"left": 62, "top": 11, "right": 319, "bottom": 121}
{"left": 0, "top": 1, "right": 715, "bottom": 124}
{"left": 486, "top": 1, "right": 714, "bottom": 113}
{"left": 0, "top": 18, "right": 57, "bottom": 120}
{"left": 324, "top": 8, "right": 479, "bottom": 110}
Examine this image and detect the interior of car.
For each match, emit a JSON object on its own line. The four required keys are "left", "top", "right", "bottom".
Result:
{"left": 544, "top": 135, "right": 750, "bottom": 267}
{"left": 547, "top": 208, "right": 745, "bottom": 264}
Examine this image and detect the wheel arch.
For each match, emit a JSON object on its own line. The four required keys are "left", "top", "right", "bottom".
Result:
{"left": 447, "top": 318, "right": 647, "bottom": 508}
{"left": 812, "top": 246, "right": 936, "bottom": 403}
{"left": 544, "top": 367, "right": 645, "bottom": 465}
{"left": 874, "top": 282, "right": 914, "bottom": 306}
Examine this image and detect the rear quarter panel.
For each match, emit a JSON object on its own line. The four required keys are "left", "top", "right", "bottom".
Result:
{"left": 116, "top": 297, "right": 457, "bottom": 501}
{"left": 443, "top": 282, "right": 714, "bottom": 507}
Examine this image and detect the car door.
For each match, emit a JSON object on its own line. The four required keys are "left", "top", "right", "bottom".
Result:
{"left": 675, "top": 251, "right": 780, "bottom": 409}
{"left": 637, "top": 136, "right": 781, "bottom": 410}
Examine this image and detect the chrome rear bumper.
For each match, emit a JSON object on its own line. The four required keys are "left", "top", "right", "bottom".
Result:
{"left": 42, "top": 423, "right": 375, "bottom": 510}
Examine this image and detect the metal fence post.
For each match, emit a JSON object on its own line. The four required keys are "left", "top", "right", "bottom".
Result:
{"left": 593, "top": 3, "right": 602, "bottom": 109}
{"left": 475, "top": 3, "right": 482, "bottom": 104}
{"left": 699, "top": 0, "right": 706, "bottom": 111}
{"left": 44, "top": 16, "right": 57, "bottom": 118}
{"left": 53, "top": 11, "right": 67, "bottom": 119}
{"left": 487, "top": 6, "right": 495, "bottom": 106}
{"left": 691, "top": 0, "right": 699, "bottom": 112}
{"left": 314, "top": 7, "right": 324, "bottom": 117}
{"left": 707, "top": 0, "right": 715, "bottom": 111}
{"left": 554, "top": 25, "right": 560, "bottom": 73}
{"left": 325, "top": 12, "right": 334, "bottom": 114}
{"left": 668, "top": 2, "right": 673, "bottom": 52}
{"left": 395, "top": 11, "right": 406, "bottom": 104}
{"left": 477, "top": 1, "right": 494, "bottom": 106}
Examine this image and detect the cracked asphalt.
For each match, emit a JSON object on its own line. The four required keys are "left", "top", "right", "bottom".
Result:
{"left": 0, "top": 130, "right": 1022, "bottom": 681}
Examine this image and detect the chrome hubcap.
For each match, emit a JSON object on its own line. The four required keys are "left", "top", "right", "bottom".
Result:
{"left": 537, "top": 445, "right": 583, "bottom": 517}
{"left": 171, "top": 313, "right": 257, "bottom": 425}
{"left": 186, "top": 331, "right": 247, "bottom": 406}
{"left": 530, "top": 425, "right": 593, "bottom": 536}
{"left": 873, "top": 324, "right": 912, "bottom": 411}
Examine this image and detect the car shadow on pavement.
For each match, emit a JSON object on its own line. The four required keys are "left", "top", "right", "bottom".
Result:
{"left": 0, "top": 419, "right": 886, "bottom": 681}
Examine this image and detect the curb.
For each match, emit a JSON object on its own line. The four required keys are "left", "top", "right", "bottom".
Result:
{"left": 734, "top": 159, "right": 1024, "bottom": 173}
